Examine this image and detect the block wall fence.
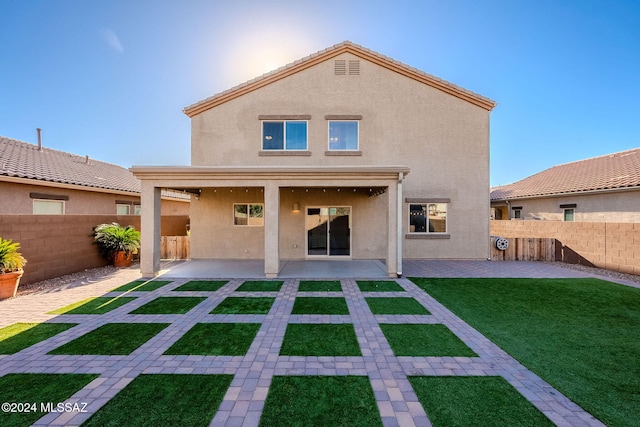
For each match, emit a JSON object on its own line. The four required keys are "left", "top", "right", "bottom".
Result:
{"left": 0, "top": 215, "right": 189, "bottom": 285}
{"left": 490, "top": 220, "right": 640, "bottom": 275}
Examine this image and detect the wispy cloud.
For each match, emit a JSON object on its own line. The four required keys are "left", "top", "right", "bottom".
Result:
{"left": 99, "top": 28, "right": 124, "bottom": 53}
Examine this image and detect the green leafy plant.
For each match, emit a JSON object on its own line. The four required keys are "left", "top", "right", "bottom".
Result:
{"left": 0, "top": 237, "right": 27, "bottom": 273}
{"left": 93, "top": 223, "right": 141, "bottom": 261}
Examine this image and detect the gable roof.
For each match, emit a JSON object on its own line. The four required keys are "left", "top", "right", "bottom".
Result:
{"left": 0, "top": 136, "right": 141, "bottom": 194}
{"left": 184, "top": 40, "right": 496, "bottom": 117}
{"left": 491, "top": 148, "right": 640, "bottom": 201}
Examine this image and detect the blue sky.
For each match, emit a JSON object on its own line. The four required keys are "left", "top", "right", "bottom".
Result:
{"left": 1, "top": 0, "right": 638, "bottom": 186}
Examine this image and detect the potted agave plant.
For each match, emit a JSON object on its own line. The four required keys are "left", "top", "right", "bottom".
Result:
{"left": 93, "top": 223, "right": 141, "bottom": 268}
{"left": 0, "top": 237, "right": 27, "bottom": 299}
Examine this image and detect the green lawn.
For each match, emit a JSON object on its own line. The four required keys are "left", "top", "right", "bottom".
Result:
{"left": 210, "top": 297, "right": 275, "bottom": 314}
{"left": 164, "top": 323, "right": 261, "bottom": 356}
{"left": 111, "top": 280, "right": 172, "bottom": 292}
{"left": 128, "top": 296, "right": 206, "bottom": 314}
{"left": 48, "top": 323, "right": 169, "bottom": 355}
{"left": 48, "top": 296, "right": 136, "bottom": 315}
{"left": 236, "top": 280, "right": 284, "bottom": 292}
{"left": 411, "top": 277, "right": 640, "bottom": 427}
{"left": 0, "top": 323, "right": 76, "bottom": 354}
{"left": 0, "top": 373, "right": 98, "bottom": 427}
{"left": 356, "top": 280, "right": 405, "bottom": 292}
{"left": 298, "top": 280, "right": 342, "bottom": 292}
{"left": 409, "top": 376, "right": 553, "bottom": 426}
{"left": 291, "top": 297, "right": 350, "bottom": 315}
{"left": 280, "top": 324, "right": 361, "bottom": 356}
{"left": 260, "top": 376, "right": 382, "bottom": 427}
{"left": 173, "top": 280, "right": 228, "bottom": 292}
{"left": 82, "top": 374, "right": 233, "bottom": 427}
{"left": 380, "top": 324, "right": 477, "bottom": 357}
{"left": 366, "top": 297, "right": 431, "bottom": 315}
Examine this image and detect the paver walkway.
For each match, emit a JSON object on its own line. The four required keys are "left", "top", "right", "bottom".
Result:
{"left": 0, "top": 261, "right": 614, "bottom": 426}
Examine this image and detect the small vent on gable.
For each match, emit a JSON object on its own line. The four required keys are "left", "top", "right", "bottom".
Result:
{"left": 348, "top": 60, "right": 360, "bottom": 75}
{"left": 334, "top": 60, "right": 346, "bottom": 75}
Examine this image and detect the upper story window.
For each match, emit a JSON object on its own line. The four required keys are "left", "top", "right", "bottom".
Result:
{"left": 33, "top": 199, "right": 64, "bottom": 215}
{"left": 116, "top": 204, "right": 131, "bottom": 215}
{"left": 328, "top": 121, "right": 358, "bottom": 150}
{"left": 563, "top": 208, "right": 575, "bottom": 222}
{"left": 262, "top": 121, "right": 307, "bottom": 150}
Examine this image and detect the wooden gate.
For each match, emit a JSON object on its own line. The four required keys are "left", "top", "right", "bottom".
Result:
{"left": 161, "top": 236, "right": 190, "bottom": 260}
{"left": 490, "top": 237, "right": 555, "bottom": 261}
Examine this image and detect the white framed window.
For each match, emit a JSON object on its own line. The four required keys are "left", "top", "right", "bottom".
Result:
{"left": 262, "top": 121, "right": 307, "bottom": 150}
{"left": 328, "top": 121, "right": 358, "bottom": 150}
{"left": 409, "top": 203, "right": 447, "bottom": 233}
{"left": 33, "top": 199, "right": 64, "bottom": 215}
{"left": 513, "top": 209, "right": 522, "bottom": 219}
{"left": 134, "top": 204, "right": 141, "bottom": 215}
{"left": 563, "top": 208, "right": 574, "bottom": 222}
{"left": 116, "top": 204, "right": 131, "bottom": 215}
{"left": 234, "top": 203, "right": 264, "bottom": 226}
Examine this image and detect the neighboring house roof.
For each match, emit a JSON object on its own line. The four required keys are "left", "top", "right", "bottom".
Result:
{"left": 0, "top": 136, "right": 189, "bottom": 200}
{"left": 491, "top": 148, "right": 640, "bottom": 201}
{"left": 183, "top": 40, "right": 497, "bottom": 117}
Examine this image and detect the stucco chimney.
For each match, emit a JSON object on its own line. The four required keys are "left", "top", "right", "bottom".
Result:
{"left": 37, "top": 128, "right": 43, "bottom": 151}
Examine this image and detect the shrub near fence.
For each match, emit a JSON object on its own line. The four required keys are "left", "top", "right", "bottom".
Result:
{"left": 490, "top": 220, "right": 640, "bottom": 275}
{"left": 0, "top": 215, "right": 189, "bottom": 285}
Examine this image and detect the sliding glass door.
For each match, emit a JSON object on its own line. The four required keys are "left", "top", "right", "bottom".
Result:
{"left": 306, "top": 207, "right": 351, "bottom": 257}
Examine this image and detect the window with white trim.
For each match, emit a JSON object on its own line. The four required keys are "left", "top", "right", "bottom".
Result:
{"left": 563, "top": 208, "right": 574, "bottom": 222}
{"left": 234, "top": 203, "right": 264, "bottom": 226}
{"left": 116, "top": 204, "right": 131, "bottom": 215}
{"left": 328, "top": 121, "right": 358, "bottom": 150}
{"left": 409, "top": 203, "right": 447, "bottom": 233}
{"left": 33, "top": 199, "right": 64, "bottom": 215}
{"left": 262, "top": 121, "right": 307, "bottom": 150}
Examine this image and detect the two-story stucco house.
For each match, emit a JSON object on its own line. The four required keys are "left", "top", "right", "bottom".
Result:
{"left": 132, "top": 41, "right": 496, "bottom": 278}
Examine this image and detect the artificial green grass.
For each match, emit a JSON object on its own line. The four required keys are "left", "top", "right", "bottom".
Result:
{"left": 0, "top": 323, "right": 76, "bottom": 354}
{"left": 366, "top": 297, "right": 431, "bottom": 315}
{"left": 408, "top": 376, "right": 554, "bottom": 426}
{"left": 411, "top": 277, "right": 640, "bottom": 427}
{"left": 280, "top": 324, "right": 361, "bottom": 356}
{"left": 82, "top": 374, "right": 233, "bottom": 427}
{"left": 48, "top": 296, "right": 136, "bottom": 315}
{"left": 379, "top": 324, "right": 477, "bottom": 357}
{"left": 111, "top": 279, "right": 172, "bottom": 292}
{"left": 0, "top": 373, "right": 99, "bottom": 427}
{"left": 173, "top": 280, "right": 228, "bottom": 292}
{"left": 298, "top": 280, "right": 342, "bottom": 292}
{"left": 164, "top": 323, "right": 261, "bottom": 356}
{"left": 356, "top": 280, "right": 404, "bottom": 292}
{"left": 260, "top": 376, "right": 382, "bottom": 427}
{"left": 291, "top": 297, "right": 350, "bottom": 315}
{"left": 210, "top": 297, "right": 275, "bottom": 314}
{"left": 236, "top": 280, "right": 284, "bottom": 292}
{"left": 128, "top": 297, "right": 206, "bottom": 314}
{"left": 48, "top": 323, "right": 169, "bottom": 355}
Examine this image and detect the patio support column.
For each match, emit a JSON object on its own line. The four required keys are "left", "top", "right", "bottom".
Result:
{"left": 140, "top": 182, "right": 161, "bottom": 277}
{"left": 264, "top": 182, "right": 280, "bottom": 278}
{"left": 386, "top": 181, "right": 398, "bottom": 278}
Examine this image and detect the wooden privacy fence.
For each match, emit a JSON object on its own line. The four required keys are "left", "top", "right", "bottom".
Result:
{"left": 161, "top": 236, "right": 190, "bottom": 260}
{"left": 490, "top": 237, "right": 556, "bottom": 261}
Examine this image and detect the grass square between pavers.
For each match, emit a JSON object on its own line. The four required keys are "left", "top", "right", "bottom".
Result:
{"left": 128, "top": 296, "right": 207, "bottom": 314}
{"left": 366, "top": 297, "right": 431, "bottom": 315}
{"left": 280, "top": 324, "right": 361, "bottom": 356}
{"left": 291, "top": 297, "right": 350, "bottom": 315}
{"left": 380, "top": 324, "right": 477, "bottom": 357}
{"left": 48, "top": 296, "right": 136, "bottom": 315}
{"left": 164, "top": 323, "right": 261, "bottom": 356}
{"left": 236, "top": 280, "right": 284, "bottom": 292}
{"left": 0, "top": 323, "right": 77, "bottom": 355}
{"left": 111, "top": 279, "right": 172, "bottom": 292}
{"left": 298, "top": 280, "right": 342, "bottom": 292}
{"left": 409, "top": 376, "right": 554, "bottom": 427}
{"left": 83, "top": 374, "right": 233, "bottom": 427}
{"left": 48, "top": 323, "right": 169, "bottom": 355}
{"left": 356, "top": 280, "right": 404, "bottom": 292}
{"left": 210, "top": 297, "right": 275, "bottom": 314}
{"left": 173, "top": 280, "right": 228, "bottom": 292}
{"left": 260, "top": 376, "right": 382, "bottom": 427}
{"left": 0, "top": 373, "right": 99, "bottom": 427}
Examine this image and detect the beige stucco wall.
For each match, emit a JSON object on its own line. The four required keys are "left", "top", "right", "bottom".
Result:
{"left": 492, "top": 189, "right": 640, "bottom": 222}
{"left": 190, "top": 52, "right": 491, "bottom": 260}
{"left": 0, "top": 181, "right": 189, "bottom": 216}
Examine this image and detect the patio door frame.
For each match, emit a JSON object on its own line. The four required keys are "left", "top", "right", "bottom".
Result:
{"left": 305, "top": 205, "right": 352, "bottom": 259}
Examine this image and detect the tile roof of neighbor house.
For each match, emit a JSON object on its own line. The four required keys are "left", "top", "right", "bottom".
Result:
{"left": 491, "top": 148, "right": 640, "bottom": 201}
{"left": 183, "top": 40, "right": 497, "bottom": 117}
{"left": 0, "top": 135, "right": 142, "bottom": 193}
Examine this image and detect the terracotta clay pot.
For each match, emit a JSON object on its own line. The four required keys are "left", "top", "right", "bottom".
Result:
{"left": 113, "top": 251, "right": 133, "bottom": 268}
{"left": 0, "top": 270, "right": 23, "bottom": 299}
